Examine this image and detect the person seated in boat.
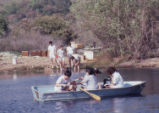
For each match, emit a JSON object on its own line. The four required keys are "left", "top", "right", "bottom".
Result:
{"left": 54, "top": 69, "right": 76, "bottom": 92}
{"left": 94, "top": 68, "right": 101, "bottom": 76}
{"left": 98, "top": 76, "right": 111, "bottom": 89}
{"left": 104, "top": 67, "right": 124, "bottom": 88}
{"left": 79, "top": 67, "right": 98, "bottom": 90}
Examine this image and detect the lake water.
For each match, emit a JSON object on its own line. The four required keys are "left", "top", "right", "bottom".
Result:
{"left": 0, "top": 68, "right": 159, "bottom": 113}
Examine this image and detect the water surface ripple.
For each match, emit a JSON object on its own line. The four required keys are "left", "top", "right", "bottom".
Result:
{"left": 0, "top": 68, "right": 159, "bottom": 113}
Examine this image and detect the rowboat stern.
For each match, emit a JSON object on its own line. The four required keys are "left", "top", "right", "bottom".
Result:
{"left": 128, "top": 81, "right": 146, "bottom": 95}
{"left": 137, "top": 81, "right": 146, "bottom": 94}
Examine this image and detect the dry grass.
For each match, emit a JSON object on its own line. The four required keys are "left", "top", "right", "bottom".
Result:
{"left": 0, "top": 32, "right": 61, "bottom": 52}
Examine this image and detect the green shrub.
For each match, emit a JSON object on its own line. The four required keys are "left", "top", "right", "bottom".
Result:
{"left": 34, "top": 15, "right": 76, "bottom": 44}
{"left": 0, "top": 16, "right": 8, "bottom": 38}
{"left": 5, "top": 2, "right": 18, "bottom": 15}
{"left": 29, "top": 0, "right": 71, "bottom": 15}
{"left": 35, "top": 15, "right": 66, "bottom": 34}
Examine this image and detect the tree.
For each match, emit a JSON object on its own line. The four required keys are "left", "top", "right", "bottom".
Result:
{"left": 34, "top": 15, "right": 76, "bottom": 44}
{"left": 0, "top": 16, "right": 8, "bottom": 38}
{"left": 70, "top": 0, "right": 159, "bottom": 58}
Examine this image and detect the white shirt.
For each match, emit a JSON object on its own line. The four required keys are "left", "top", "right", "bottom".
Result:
{"left": 112, "top": 72, "right": 123, "bottom": 87}
{"left": 48, "top": 45, "right": 56, "bottom": 58}
{"left": 82, "top": 74, "right": 98, "bottom": 90}
{"left": 57, "top": 48, "right": 64, "bottom": 58}
{"left": 54, "top": 76, "right": 71, "bottom": 92}
{"left": 66, "top": 46, "right": 74, "bottom": 55}
{"left": 73, "top": 54, "right": 80, "bottom": 61}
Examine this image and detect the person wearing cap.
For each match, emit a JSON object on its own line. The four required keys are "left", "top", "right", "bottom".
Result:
{"left": 92, "top": 68, "right": 108, "bottom": 89}
{"left": 93, "top": 68, "right": 101, "bottom": 76}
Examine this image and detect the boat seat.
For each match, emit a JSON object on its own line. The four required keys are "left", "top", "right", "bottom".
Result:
{"left": 123, "top": 83, "right": 132, "bottom": 87}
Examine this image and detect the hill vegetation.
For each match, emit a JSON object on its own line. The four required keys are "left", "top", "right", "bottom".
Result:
{"left": 0, "top": 0, "right": 159, "bottom": 60}
{"left": 70, "top": 0, "right": 159, "bottom": 58}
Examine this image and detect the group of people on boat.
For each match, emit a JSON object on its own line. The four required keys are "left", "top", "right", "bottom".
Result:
{"left": 54, "top": 66, "right": 124, "bottom": 92}
{"left": 48, "top": 41, "right": 81, "bottom": 72}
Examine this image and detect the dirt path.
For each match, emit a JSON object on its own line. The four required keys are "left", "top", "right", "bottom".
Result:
{"left": 0, "top": 52, "right": 65, "bottom": 73}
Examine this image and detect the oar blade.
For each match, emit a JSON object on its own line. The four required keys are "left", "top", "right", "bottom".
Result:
{"left": 80, "top": 88, "right": 101, "bottom": 101}
{"left": 89, "top": 93, "right": 101, "bottom": 101}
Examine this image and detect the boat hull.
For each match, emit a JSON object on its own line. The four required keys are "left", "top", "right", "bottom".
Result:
{"left": 31, "top": 81, "right": 146, "bottom": 102}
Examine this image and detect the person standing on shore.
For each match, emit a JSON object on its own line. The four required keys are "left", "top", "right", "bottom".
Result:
{"left": 66, "top": 43, "right": 74, "bottom": 69}
{"left": 48, "top": 41, "right": 56, "bottom": 68}
{"left": 72, "top": 54, "right": 81, "bottom": 72}
{"left": 57, "top": 45, "right": 65, "bottom": 73}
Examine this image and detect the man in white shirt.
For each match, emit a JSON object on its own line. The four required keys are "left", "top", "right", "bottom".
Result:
{"left": 106, "top": 67, "right": 124, "bottom": 88}
{"left": 48, "top": 41, "right": 56, "bottom": 68}
{"left": 80, "top": 67, "right": 98, "bottom": 90}
{"left": 66, "top": 43, "right": 74, "bottom": 68}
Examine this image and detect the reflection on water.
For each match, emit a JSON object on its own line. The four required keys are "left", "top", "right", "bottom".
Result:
{"left": 119, "top": 68, "right": 159, "bottom": 95}
{"left": 13, "top": 73, "right": 17, "bottom": 80}
{"left": 0, "top": 68, "right": 159, "bottom": 113}
{"left": 112, "top": 98, "right": 125, "bottom": 113}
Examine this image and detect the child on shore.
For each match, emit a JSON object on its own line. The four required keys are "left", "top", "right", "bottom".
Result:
{"left": 72, "top": 54, "right": 81, "bottom": 72}
{"left": 57, "top": 45, "right": 65, "bottom": 73}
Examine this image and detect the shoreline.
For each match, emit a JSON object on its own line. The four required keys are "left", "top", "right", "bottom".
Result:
{"left": 0, "top": 53, "right": 159, "bottom": 74}
{"left": 117, "top": 58, "right": 159, "bottom": 69}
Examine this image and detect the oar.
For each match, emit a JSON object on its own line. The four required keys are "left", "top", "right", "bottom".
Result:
{"left": 80, "top": 88, "right": 101, "bottom": 101}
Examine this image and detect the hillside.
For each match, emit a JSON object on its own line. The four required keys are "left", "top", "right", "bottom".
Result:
{"left": 0, "top": 0, "right": 159, "bottom": 60}
{"left": 0, "top": 0, "right": 74, "bottom": 51}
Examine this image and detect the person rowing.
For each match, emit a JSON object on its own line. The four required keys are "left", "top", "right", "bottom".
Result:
{"left": 54, "top": 69, "right": 76, "bottom": 92}
{"left": 79, "top": 67, "right": 98, "bottom": 90}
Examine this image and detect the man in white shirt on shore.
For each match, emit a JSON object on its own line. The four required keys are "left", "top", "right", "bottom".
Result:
{"left": 48, "top": 41, "right": 56, "bottom": 68}
{"left": 66, "top": 43, "right": 74, "bottom": 68}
